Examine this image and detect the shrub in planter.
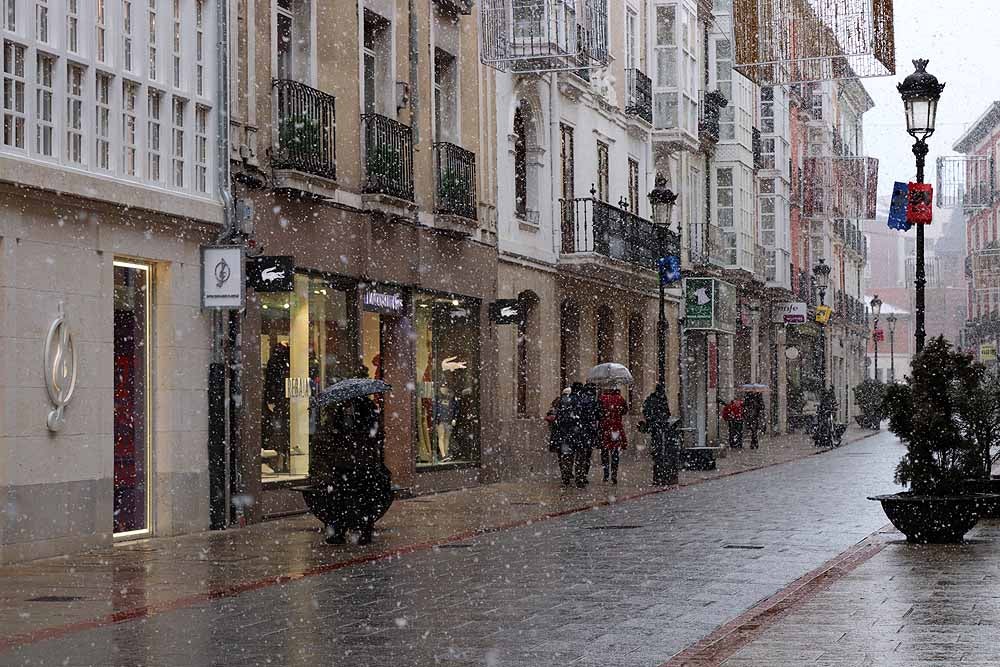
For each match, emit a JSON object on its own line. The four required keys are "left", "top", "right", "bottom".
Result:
{"left": 871, "top": 336, "right": 1000, "bottom": 542}
{"left": 853, "top": 379, "right": 884, "bottom": 430}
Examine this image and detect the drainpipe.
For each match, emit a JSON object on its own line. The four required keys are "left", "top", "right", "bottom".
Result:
{"left": 408, "top": 0, "right": 419, "bottom": 146}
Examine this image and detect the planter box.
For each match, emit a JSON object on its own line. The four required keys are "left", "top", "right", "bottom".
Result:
{"left": 869, "top": 492, "right": 998, "bottom": 543}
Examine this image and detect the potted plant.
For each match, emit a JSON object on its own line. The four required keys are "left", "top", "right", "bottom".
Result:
{"left": 853, "top": 378, "right": 884, "bottom": 430}
{"left": 870, "top": 336, "right": 1000, "bottom": 543}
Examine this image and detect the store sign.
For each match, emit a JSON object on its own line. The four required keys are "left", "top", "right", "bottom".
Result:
{"left": 44, "top": 303, "right": 77, "bottom": 432}
{"left": 363, "top": 287, "right": 406, "bottom": 316}
{"left": 684, "top": 278, "right": 737, "bottom": 334}
{"left": 247, "top": 256, "right": 294, "bottom": 292}
{"left": 981, "top": 343, "right": 997, "bottom": 362}
{"left": 873, "top": 328, "right": 885, "bottom": 342}
{"left": 815, "top": 305, "right": 832, "bottom": 324}
{"left": 490, "top": 299, "right": 523, "bottom": 324}
{"left": 773, "top": 302, "right": 807, "bottom": 324}
{"left": 907, "top": 182, "right": 933, "bottom": 224}
{"left": 201, "top": 245, "right": 245, "bottom": 309}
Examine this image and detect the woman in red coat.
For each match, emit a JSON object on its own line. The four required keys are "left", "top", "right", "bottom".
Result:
{"left": 598, "top": 388, "right": 629, "bottom": 484}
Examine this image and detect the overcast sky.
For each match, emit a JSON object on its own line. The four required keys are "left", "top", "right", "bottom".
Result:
{"left": 862, "top": 0, "right": 1000, "bottom": 238}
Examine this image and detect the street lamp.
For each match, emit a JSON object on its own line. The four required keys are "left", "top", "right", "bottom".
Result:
{"left": 813, "top": 259, "right": 831, "bottom": 387}
{"left": 649, "top": 173, "right": 678, "bottom": 485}
{"left": 871, "top": 294, "right": 883, "bottom": 381}
{"left": 898, "top": 59, "right": 945, "bottom": 354}
{"left": 887, "top": 313, "right": 897, "bottom": 382}
{"left": 649, "top": 172, "right": 678, "bottom": 390}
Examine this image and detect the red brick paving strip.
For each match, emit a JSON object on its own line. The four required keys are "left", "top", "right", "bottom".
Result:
{"left": 661, "top": 526, "right": 891, "bottom": 667}
{"left": 0, "top": 432, "right": 881, "bottom": 655}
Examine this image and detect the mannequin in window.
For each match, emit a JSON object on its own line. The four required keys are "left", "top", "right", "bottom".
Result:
{"left": 434, "top": 384, "right": 459, "bottom": 462}
{"left": 417, "top": 359, "right": 434, "bottom": 462}
{"left": 262, "top": 341, "right": 291, "bottom": 474}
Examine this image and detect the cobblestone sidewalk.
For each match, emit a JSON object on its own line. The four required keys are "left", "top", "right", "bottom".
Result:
{"left": 0, "top": 427, "right": 877, "bottom": 657}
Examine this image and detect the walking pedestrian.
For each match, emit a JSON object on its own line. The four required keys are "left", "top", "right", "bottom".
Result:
{"left": 598, "top": 387, "right": 628, "bottom": 484}
{"left": 576, "top": 383, "right": 603, "bottom": 487}
{"left": 743, "top": 392, "right": 764, "bottom": 450}
{"left": 721, "top": 396, "right": 744, "bottom": 449}
{"left": 547, "top": 388, "right": 574, "bottom": 486}
{"left": 642, "top": 384, "right": 676, "bottom": 486}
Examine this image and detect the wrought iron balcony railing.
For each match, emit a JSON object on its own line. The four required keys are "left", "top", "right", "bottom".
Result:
{"left": 624, "top": 68, "right": 652, "bottom": 123}
{"left": 432, "top": 0, "right": 473, "bottom": 14}
{"left": 361, "top": 113, "right": 414, "bottom": 201}
{"left": 559, "top": 197, "right": 678, "bottom": 271}
{"left": 433, "top": 142, "right": 477, "bottom": 220}
{"left": 272, "top": 79, "right": 337, "bottom": 180}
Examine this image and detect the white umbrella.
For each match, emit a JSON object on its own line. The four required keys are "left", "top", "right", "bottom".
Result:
{"left": 586, "top": 363, "right": 634, "bottom": 386}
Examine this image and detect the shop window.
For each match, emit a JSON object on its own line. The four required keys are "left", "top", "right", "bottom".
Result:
{"left": 415, "top": 293, "right": 481, "bottom": 468}
{"left": 259, "top": 274, "right": 357, "bottom": 483}
{"left": 113, "top": 260, "right": 151, "bottom": 536}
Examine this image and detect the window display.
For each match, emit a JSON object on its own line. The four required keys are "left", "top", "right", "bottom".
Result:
{"left": 415, "top": 293, "right": 481, "bottom": 467}
{"left": 113, "top": 260, "right": 150, "bottom": 535}
{"left": 259, "top": 274, "right": 356, "bottom": 483}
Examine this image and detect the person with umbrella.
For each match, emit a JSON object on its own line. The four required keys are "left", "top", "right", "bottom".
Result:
{"left": 598, "top": 386, "right": 628, "bottom": 484}
{"left": 302, "top": 378, "right": 394, "bottom": 545}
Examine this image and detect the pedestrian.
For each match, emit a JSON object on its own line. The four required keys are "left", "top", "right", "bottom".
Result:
{"left": 547, "top": 387, "right": 574, "bottom": 486}
{"left": 576, "top": 383, "right": 604, "bottom": 487}
{"left": 598, "top": 387, "right": 628, "bottom": 484}
{"left": 743, "top": 392, "right": 764, "bottom": 450}
{"left": 721, "top": 396, "right": 744, "bottom": 449}
{"left": 642, "top": 384, "right": 676, "bottom": 486}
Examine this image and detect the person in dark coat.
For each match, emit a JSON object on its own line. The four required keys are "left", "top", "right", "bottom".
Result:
{"left": 643, "top": 384, "right": 677, "bottom": 486}
{"left": 309, "top": 395, "right": 393, "bottom": 545}
{"left": 575, "top": 383, "right": 604, "bottom": 487}
{"left": 547, "top": 388, "right": 573, "bottom": 486}
{"left": 743, "top": 393, "right": 765, "bottom": 449}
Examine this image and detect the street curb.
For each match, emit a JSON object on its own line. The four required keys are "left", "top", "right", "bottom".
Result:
{"left": 0, "top": 430, "right": 885, "bottom": 654}
{"left": 660, "top": 524, "right": 892, "bottom": 667}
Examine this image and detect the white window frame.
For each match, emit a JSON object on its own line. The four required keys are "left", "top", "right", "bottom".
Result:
{"left": 95, "top": 70, "right": 113, "bottom": 170}
{"left": 122, "top": 78, "right": 138, "bottom": 175}
{"left": 123, "top": 0, "right": 134, "bottom": 73}
{"left": 35, "top": 50, "right": 53, "bottom": 156}
{"left": 2, "top": 40, "right": 26, "bottom": 149}
{"left": 65, "top": 61, "right": 85, "bottom": 163}
{"left": 146, "top": 86, "right": 161, "bottom": 180}
{"left": 170, "top": 94, "right": 184, "bottom": 188}
{"left": 194, "top": 102, "right": 207, "bottom": 193}
{"left": 96, "top": 0, "right": 108, "bottom": 64}
{"left": 67, "top": 0, "right": 80, "bottom": 54}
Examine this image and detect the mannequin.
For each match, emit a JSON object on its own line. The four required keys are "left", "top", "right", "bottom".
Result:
{"left": 434, "top": 384, "right": 458, "bottom": 461}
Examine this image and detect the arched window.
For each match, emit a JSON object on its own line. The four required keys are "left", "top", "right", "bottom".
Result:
{"left": 560, "top": 299, "right": 581, "bottom": 389}
{"left": 514, "top": 106, "right": 528, "bottom": 218}
{"left": 627, "top": 313, "right": 644, "bottom": 409}
{"left": 596, "top": 305, "right": 614, "bottom": 364}
{"left": 516, "top": 290, "right": 540, "bottom": 416}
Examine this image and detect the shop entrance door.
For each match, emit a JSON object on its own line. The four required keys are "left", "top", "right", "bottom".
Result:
{"left": 113, "top": 260, "right": 151, "bottom": 537}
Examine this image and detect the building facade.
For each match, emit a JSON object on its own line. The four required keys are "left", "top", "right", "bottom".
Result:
{"left": 1, "top": 0, "right": 222, "bottom": 561}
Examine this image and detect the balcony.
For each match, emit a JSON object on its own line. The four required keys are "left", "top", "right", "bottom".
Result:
{"left": 361, "top": 114, "right": 414, "bottom": 202}
{"left": 624, "top": 68, "right": 652, "bottom": 124}
{"left": 698, "top": 90, "right": 727, "bottom": 148}
{"left": 271, "top": 79, "right": 336, "bottom": 181}
{"left": 559, "top": 198, "right": 678, "bottom": 274}
{"left": 433, "top": 142, "right": 477, "bottom": 221}
{"left": 752, "top": 127, "right": 764, "bottom": 171}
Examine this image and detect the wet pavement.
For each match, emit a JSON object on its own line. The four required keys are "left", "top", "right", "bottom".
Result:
{"left": 1, "top": 428, "right": 902, "bottom": 666}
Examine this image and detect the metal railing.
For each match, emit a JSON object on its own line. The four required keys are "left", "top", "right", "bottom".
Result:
{"left": 272, "top": 79, "right": 336, "bottom": 180}
{"left": 361, "top": 113, "right": 414, "bottom": 201}
{"left": 624, "top": 68, "right": 652, "bottom": 123}
{"left": 433, "top": 142, "right": 477, "bottom": 220}
{"left": 559, "top": 197, "right": 678, "bottom": 270}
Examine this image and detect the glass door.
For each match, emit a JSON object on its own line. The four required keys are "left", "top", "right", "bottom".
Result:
{"left": 113, "top": 260, "right": 151, "bottom": 536}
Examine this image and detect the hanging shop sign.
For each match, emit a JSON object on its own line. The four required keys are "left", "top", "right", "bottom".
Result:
{"left": 873, "top": 328, "right": 885, "bottom": 342}
{"left": 247, "top": 256, "right": 295, "bottom": 292}
{"left": 815, "top": 305, "right": 832, "bottom": 325}
{"left": 201, "top": 245, "right": 245, "bottom": 309}
{"left": 907, "top": 183, "right": 933, "bottom": 224}
{"left": 980, "top": 343, "right": 997, "bottom": 362}
{"left": 489, "top": 299, "right": 523, "bottom": 324}
{"left": 773, "top": 302, "right": 807, "bottom": 324}
{"left": 44, "top": 303, "right": 77, "bottom": 432}
{"left": 657, "top": 255, "right": 682, "bottom": 285}
{"left": 362, "top": 286, "right": 406, "bottom": 316}
{"left": 684, "top": 278, "right": 737, "bottom": 334}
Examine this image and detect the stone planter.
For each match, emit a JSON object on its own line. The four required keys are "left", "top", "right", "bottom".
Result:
{"left": 869, "top": 492, "right": 998, "bottom": 544}
{"left": 963, "top": 477, "right": 1000, "bottom": 519}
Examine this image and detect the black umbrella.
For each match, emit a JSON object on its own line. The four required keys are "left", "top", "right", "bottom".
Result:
{"left": 311, "top": 378, "right": 392, "bottom": 408}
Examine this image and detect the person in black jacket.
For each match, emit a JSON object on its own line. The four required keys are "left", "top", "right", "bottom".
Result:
{"left": 743, "top": 392, "right": 765, "bottom": 450}
{"left": 574, "top": 383, "right": 603, "bottom": 487}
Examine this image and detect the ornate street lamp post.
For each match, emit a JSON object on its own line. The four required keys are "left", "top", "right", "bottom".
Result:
{"left": 871, "top": 294, "right": 883, "bottom": 381}
{"left": 813, "top": 259, "right": 831, "bottom": 387}
{"left": 887, "top": 313, "right": 897, "bottom": 382}
{"left": 898, "top": 59, "right": 945, "bottom": 354}
{"left": 649, "top": 173, "right": 678, "bottom": 390}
